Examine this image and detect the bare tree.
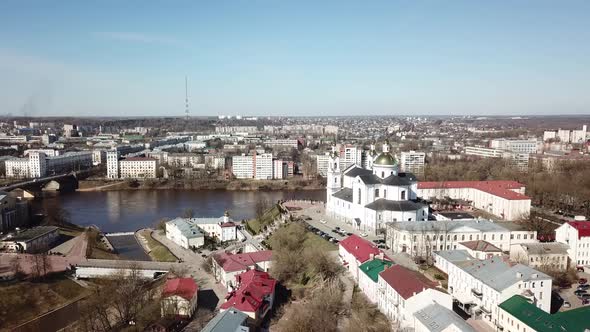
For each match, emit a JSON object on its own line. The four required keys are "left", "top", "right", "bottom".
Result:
{"left": 181, "top": 208, "right": 195, "bottom": 219}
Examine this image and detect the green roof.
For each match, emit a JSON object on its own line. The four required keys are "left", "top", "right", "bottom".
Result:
{"left": 499, "top": 295, "right": 590, "bottom": 332}
{"left": 359, "top": 259, "right": 394, "bottom": 282}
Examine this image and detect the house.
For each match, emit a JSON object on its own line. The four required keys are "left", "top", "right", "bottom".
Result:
{"left": 212, "top": 250, "right": 273, "bottom": 290}
{"left": 339, "top": 234, "right": 389, "bottom": 281}
{"left": 413, "top": 303, "right": 477, "bottom": 332}
{"left": 458, "top": 240, "right": 503, "bottom": 259}
{"left": 555, "top": 220, "right": 590, "bottom": 267}
{"left": 220, "top": 270, "right": 277, "bottom": 321}
{"left": 509, "top": 242, "right": 569, "bottom": 271}
{"left": 498, "top": 295, "right": 590, "bottom": 332}
{"left": 0, "top": 226, "right": 59, "bottom": 253}
{"left": 357, "top": 257, "right": 394, "bottom": 303}
{"left": 447, "top": 257, "right": 552, "bottom": 328}
{"left": 167, "top": 212, "right": 238, "bottom": 244}
{"left": 201, "top": 307, "right": 251, "bottom": 332}
{"left": 165, "top": 218, "right": 204, "bottom": 249}
{"left": 377, "top": 264, "right": 452, "bottom": 328}
{"left": 161, "top": 278, "right": 198, "bottom": 318}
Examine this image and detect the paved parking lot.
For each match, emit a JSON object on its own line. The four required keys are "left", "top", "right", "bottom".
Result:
{"left": 557, "top": 270, "right": 590, "bottom": 310}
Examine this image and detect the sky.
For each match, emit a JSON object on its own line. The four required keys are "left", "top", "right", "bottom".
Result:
{"left": 0, "top": 1, "right": 589, "bottom": 117}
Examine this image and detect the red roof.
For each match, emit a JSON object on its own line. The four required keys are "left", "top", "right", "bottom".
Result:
{"left": 418, "top": 180, "right": 530, "bottom": 200}
{"left": 220, "top": 222, "right": 236, "bottom": 228}
{"left": 567, "top": 221, "right": 590, "bottom": 239}
{"left": 220, "top": 270, "right": 276, "bottom": 314}
{"left": 339, "top": 235, "right": 389, "bottom": 263}
{"left": 162, "top": 278, "right": 198, "bottom": 301}
{"left": 214, "top": 250, "right": 273, "bottom": 272}
{"left": 379, "top": 265, "right": 437, "bottom": 300}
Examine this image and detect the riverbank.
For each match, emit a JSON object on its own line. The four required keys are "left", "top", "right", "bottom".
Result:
{"left": 78, "top": 177, "right": 325, "bottom": 192}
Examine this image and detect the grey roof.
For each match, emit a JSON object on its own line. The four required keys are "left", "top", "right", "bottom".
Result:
{"left": 343, "top": 166, "right": 372, "bottom": 178}
{"left": 201, "top": 307, "right": 249, "bottom": 332}
{"left": 167, "top": 218, "right": 204, "bottom": 239}
{"left": 388, "top": 219, "right": 508, "bottom": 233}
{"left": 434, "top": 250, "right": 475, "bottom": 263}
{"left": 516, "top": 242, "right": 569, "bottom": 256}
{"left": 2, "top": 226, "right": 58, "bottom": 242}
{"left": 438, "top": 212, "right": 475, "bottom": 220}
{"left": 357, "top": 172, "right": 417, "bottom": 186}
{"left": 456, "top": 258, "right": 551, "bottom": 292}
{"left": 365, "top": 199, "right": 426, "bottom": 212}
{"left": 413, "top": 303, "right": 476, "bottom": 332}
{"left": 332, "top": 188, "right": 353, "bottom": 203}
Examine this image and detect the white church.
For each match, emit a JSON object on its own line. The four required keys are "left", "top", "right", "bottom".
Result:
{"left": 326, "top": 141, "right": 429, "bottom": 234}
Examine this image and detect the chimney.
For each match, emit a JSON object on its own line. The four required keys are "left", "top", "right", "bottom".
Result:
{"left": 378, "top": 252, "right": 384, "bottom": 260}
{"left": 370, "top": 253, "right": 375, "bottom": 260}
{"left": 516, "top": 272, "right": 523, "bottom": 278}
{"left": 532, "top": 273, "right": 538, "bottom": 278}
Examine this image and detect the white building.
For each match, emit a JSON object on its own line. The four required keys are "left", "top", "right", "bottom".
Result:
{"left": 0, "top": 226, "right": 59, "bottom": 253}
{"left": 555, "top": 219, "right": 590, "bottom": 267}
{"left": 315, "top": 153, "right": 330, "bottom": 177}
{"left": 106, "top": 150, "right": 120, "bottom": 179}
{"left": 400, "top": 150, "right": 425, "bottom": 175}
{"left": 509, "top": 242, "right": 569, "bottom": 271}
{"left": 464, "top": 146, "right": 530, "bottom": 170}
{"left": 232, "top": 154, "right": 254, "bottom": 179}
{"left": 490, "top": 138, "right": 539, "bottom": 154}
{"left": 338, "top": 235, "right": 389, "bottom": 281}
{"left": 212, "top": 250, "right": 273, "bottom": 290}
{"left": 161, "top": 277, "right": 198, "bottom": 318}
{"left": 165, "top": 218, "right": 205, "bottom": 249}
{"left": 263, "top": 139, "right": 300, "bottom": 149}
{"left": 167, "top": 213, "right": 237, "bottom": 243}
{"left": 543, "top": 125, "right": 588, "bottom": 143}
{"left": 5, "top": 151, "right": 93, "bottom": 178}
{"left": 215, "top": 126, "right": 258, "bottom": 134}
{"left": 357, "top": 257, "right": 393, "bottom": 303}
{"left": 231, "top": 153, "right": 273, "bottom": 180}
{"left": 446, "top": 256, "right": 552, "bottom": 328}
{"left": 417, "top": 180, "right": 531, "bottom": 221}
{"left": 327, "top": 142, "right": 429, "bottom": 235}
{"left": 413, "top": 303, "right": 477, "bottom": 332}
{"left": 5, "top": 159, "right": 31, "bottom": 178}
{"left": 119, "top": 157, "right": 157, "bottom": 179}
{"left": 386, "top": 219, "right": 537, "bottom": 257}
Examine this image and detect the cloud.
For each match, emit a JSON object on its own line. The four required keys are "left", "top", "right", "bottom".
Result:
{"left": 94, "top": 31, "right": 184, "bottom": 46}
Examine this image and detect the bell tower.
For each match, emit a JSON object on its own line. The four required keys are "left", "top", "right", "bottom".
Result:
{"left": 326, "top": 145, "right": 341, "bottom": 203}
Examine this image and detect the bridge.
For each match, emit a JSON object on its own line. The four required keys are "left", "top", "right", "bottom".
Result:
{"left": 74, "top": 258, "right": 181, "bottom": 279}
{"left": 104, "top": 232, "right": 136, "bottom": 237}
{"left": 0, "top": 169, "right": 98, "bottom": 192}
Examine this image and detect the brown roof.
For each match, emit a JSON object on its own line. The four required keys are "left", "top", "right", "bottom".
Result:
{"left": 459, "top": 240, "right": 502, "bottom": 252}
{"left": 379, "top": 265, "right": 437, "bottom": 300}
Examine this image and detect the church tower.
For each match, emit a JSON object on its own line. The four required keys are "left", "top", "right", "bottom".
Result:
{"left": 326, "top": 145, "right": 341, "bottom": 203}
{"left": 372, "top": 140, "right": 399, "bottom": 179}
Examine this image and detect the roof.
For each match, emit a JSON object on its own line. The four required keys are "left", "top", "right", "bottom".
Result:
{"left": 332, "top": 188, "right": 353, "bottom": 203}
{"left": 438, "top": 212, "right": 475, "bottom": 220}
{"left": 379, "top": 265, "right": 437, "bottom": 300}
{"left": 122, "top": 157, "right": 157, "bottom": 161}
{"left": 459, "top": 240, "right": 502, "bottom": 252}
{"left": 162, "top": 278, "right": 198, "bottom": 301}
{"left": 201, "top": 307, "right": 249, "bottom": 332}
{"left": 339, "top": 235, "right": 386, "bottom": 264}
{"left": 220, "top": 270, "right": 276, "bottom": 313}
{"left": 418, "top": 180, "right": 530, "bottom": 200}
{"left": 357, "top": 172, "right": 417, "bottom": 186}
{"left": 374, "top": 152, "right": 397, "bottom": 166}
{"left": 2, "top": 226, "right": 58, "bottom": 242}
{"left": 413, "top": 303, "right": 477, "bottom": 332}
{"left": 456, "top": 258, "right": 551, "bottom": 292}
{"left": 343, "top": 166, "right": 372, "bottom": 178}
{"left": 213, "top": 250, "right": 273, "bottom": 273}
{"left": 566, "top": 221, "right": 590, "bottom": 239}
{"left": 434, "top": 250, "right": 476, "bottom": 263}
{"left": 359, "top": 259, "right": 394, "bottom": 282}
{"left": 499, "top": 295, "right": 590, "bottom": 332}
{"left": 365, "top": 199, "right": 426, "bottom": 212}
{"left": 166, "top": 218, "right": 203, "bottom": 239}
{"left": 388, "top": 219, "right": 508, "bottom": 234}
{"left": 515, "top": 242, "right": 569, "bottom": 255}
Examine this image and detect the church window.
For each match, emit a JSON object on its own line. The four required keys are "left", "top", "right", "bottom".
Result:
{"left": 381, "top": 171, "right": 384, "bottom": 178}
{"left": 333, "top": 163, "right": 337, "bottom": 169}
{"left": 383, "top": 189, "right": 387, "bottom": 198}
{"left": 334, "top": 177, "right": 337, "bottom": 183}
{"left": 401, "top": 190, "right": 406, "bottom": 200}
{"left": 375, "top": 189, "right": 379, "bottom": 198}
{"left": 357, "top": 189, "right": 361, "bottom": 204}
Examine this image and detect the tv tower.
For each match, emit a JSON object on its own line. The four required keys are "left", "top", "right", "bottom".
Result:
{"left": 184, "top": 76, "right": 190, "bottom": 120}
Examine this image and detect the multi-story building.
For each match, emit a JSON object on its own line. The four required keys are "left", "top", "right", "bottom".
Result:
{"left": 165, "top": 218, "right": 205, "bottom": 249}
{"left": 509, "top": 242, "right": 569, "bottom": 271}
{"left": 161, "top": 277, "right": 198, "bottom": 318}
{"left": 219, "top": 270, "right": 276, "bottom": 321}
{"left": 400, "top": 151, "right": 425, "bottom": 175}
{"left": 5, "top": 151, "right": 93, "bottom": 178}
{"left": 555, "top": 219, "right": 590, "bottom": 266}
{"left": 63, "top": 124, "right": 77, "bottom": 137}
{"left": 119, "top": 157, "right": 157, "bottom": 179}
{"left": 315, "top": 153, "right": 330, "bottom": 177}
{"left": 0, "top": 192, "right": 30, "bottom": 233}
{"left": 5, "top": 159, "right": 31, "bottom": 178}
{"left": 386, "top": 219, "right": 537, "bottom": 257}
{"left": 0, "top": 226, "right": 59, "bottom": 253}
{"left": 543, "top": 125, "right": 588, "bottom": 143}
{"left": 412, "top": 303, "right": 477, "bottom": 332}
{"left": 263, "top": 138, "right": 301, "bottom": 149}
{"left": 357, "top": 257, "right": 394, "bottom": 303}
{"left": 464, "top": 146, "right": 529, "bottom": 170}
{"left": 490, "top": 138, "right": 539, "bottom": 154}
{"left": 231, "top": 153, "right": 273, "bottom": 180}
{"left": 167, "top": 153, "right": 203, "bottom": 168}
{"left": 212, "top": 251, "right": 273, "bottom": 290}
{"left": 167, "top": 213, "right": 237, "bottom": 243}
{"left": 339, "top": 235, "right": 390, "bottom": 281}
{"left": 106, "top": 150, "right": 120, "bottom": 179}
{"left": 417, "top": 180, "right": 531, "bottom": 221}
{"left": 215, "top": 126, "right": 258, "bottom": 134}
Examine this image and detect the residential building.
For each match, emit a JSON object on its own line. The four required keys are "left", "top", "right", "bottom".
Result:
{"left": 338, "top": 234, "right": 390, "bottom": 281}
{"left": 231, "top": 153, "right": 273, "bottom": 180}
{"left": 417, "top": 180, "right": 531, "bottom": 221}
{"left": 509, "top": 242, "right": 569, "bottom": 271}
{"left": 263, "top": 138, "right": 301, "bottom": 149}
{"left": 490, "top": 138, "right": 539, "bottom": 154}
{"left": 327, "top": 142, "right": 429, "bottom": 235}
{"left": 167, "top": 213, "right": 237, "bottom": 243}
{"left": 543, "top": 125, "right": 588, "bottom": 143}
{"left": 447, "top": 257, "right": 552, "bottom": 328}
{"left": 377, "top": 264, "right": 453, "bottom": 329}
{"left": 315, "top": 153, "right": 330, "bottom": 177}
{"left": 5, "top": 151, "right": 93, "bottom": 178}
{"left": 215, "top": 126, "right": 258, "bottom": 134}
{"left": 0, "top": 226, "right": 59, "bottom": 253}
{"left": 167, "top": 153, "right": 203, "bottom": 168}
{"left": 106, "top": 150, "right": 120, "bottom": 179}
{"left": 119, "top": 157, "right": 157, "bottom": 179}
{"left": 165, "top": 218, "right": 205, "bottom": 249}
{"left": 386, "top": 219, "right": 537, "bottom": 258}
{"left": 464, "top": 146, "right": 529, "bottom": 170}
{"left": 357, "top": 257, "right": 394, "bottom": 303}
{"left": 219, "top": 270, "right": 276, "bottom": 321}
{"left": 498, "top": 295, "right": 590, "bottom": 332}
{"left": 555, "top": 219, "right": 590, "bottom": 266}
{"left": 201, "top": 307, "right": 251, "bottom": 332}
{"left": 212, "top": 250, "right": 273, "bottom": 290}
{"left": 400, "top": 150, "right": 426, "bottom": 175}
{"left": 0, "top": 192, "right": 30, "bottom": 232}
{"left": 160, "top": 278, "right": 198, "bottom": 318}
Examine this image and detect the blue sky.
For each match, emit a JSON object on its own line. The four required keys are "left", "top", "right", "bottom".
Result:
{"left": 0, "top": 1, "right": 589, "bottom": 117}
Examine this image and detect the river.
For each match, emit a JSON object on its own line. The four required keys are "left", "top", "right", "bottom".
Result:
{"left": 34, "top": 189, "right": 325, "bottom": 233}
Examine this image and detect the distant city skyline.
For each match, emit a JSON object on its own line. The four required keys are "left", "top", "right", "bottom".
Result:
{"left": 0, "top": 1, "right": 589, "bottom": 117}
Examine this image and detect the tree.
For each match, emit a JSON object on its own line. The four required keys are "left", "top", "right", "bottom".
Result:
{"left": 181, "top": 208, "right": 195, "bottom": 219}
{"left": 255, "top": 199, "right": 270, "bottom": 220}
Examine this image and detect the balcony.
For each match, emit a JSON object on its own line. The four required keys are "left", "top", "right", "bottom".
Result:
{"left": 471, "top": 288, "right": 483, "bottom": 299}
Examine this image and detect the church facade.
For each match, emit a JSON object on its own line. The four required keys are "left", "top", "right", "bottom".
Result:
{"left": 326, "top": 142, "right": 429, "bottom": 235}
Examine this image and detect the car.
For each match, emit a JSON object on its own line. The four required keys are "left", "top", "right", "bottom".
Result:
{"left": 201, "top": 254, "right": 207, "bottom": 258}
{"left": 580, "top": 278, "right": 588, "bottom": 285}
{"left": 360, "top": 232, "right": 368, "bottom": 237}
{"left": 378, "top": 244, "right": 386, "bottom": 249}
{"left": 574, "top": 290, "right": 587, "bottom": 297}
{"left": 372, "top": 239, "right": 381, "bottom": 244}
{"left": 581, "top": 294, "right": 590, "bottom": 300}
{"left": 584, "top": 299, "right": 590, "bottom": 306}
{"left": 346, "top": 232, "right": 353, "bottom": 236}
{"left": 335, "top": 227, "right": 341, "bottom": 231}
{"left": 563, "top": 301, "right": 571, "bottom": 308}
{"left": 320, "top": 219, "right": 327, "bottom": 224}
{"left": 578, "top": 284, "right": 590, "bottom": 291}
{"left": 305, "top": 217, "right": 312, "bottom": 221}
{"left": 577, "top": 266, "right": 585, "bottom": 272}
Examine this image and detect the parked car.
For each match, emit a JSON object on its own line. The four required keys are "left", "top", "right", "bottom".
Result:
{"left": 335, "top": 227, "right": 341, "bottom": 231}
{"left": 360, "top": 232, "right": 368, "bottom": 237}
{"left": 580, "top": 278, "right": 588, "bottom": 285}
{"left": 583, "top": 299, "right": 590, "bottom": 306}
{"left": 576, "top": 265, "right": 585, "bottom": 272}
{"left": 574, "top": 290, "right": 587, "bottom": 297}
{"left": 581, "top": 294, "right": 590, "bottom": 300}
{"left": 346, "top": 232, "right": 353, "bottom": 236}
{"left": 320, "top": 219, "right": 327, "bottom": 224}
{"left": 563, "top": 301, "right": 571, "bottom": 308}
{"left": 578, "top": 284, "right": 590, "bottom": 291}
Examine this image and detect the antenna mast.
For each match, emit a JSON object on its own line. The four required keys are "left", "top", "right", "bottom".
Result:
{"left": 185, "top": 76, "right": 189, "bottom": 120}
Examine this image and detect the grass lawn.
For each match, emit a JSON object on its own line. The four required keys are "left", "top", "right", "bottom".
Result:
{"left": 246, "top": 205, "right": 282, "bottom": 235}
{"left": 304, "top": 232, "right": 338, "bottom": 251}
{"left": 0, "top": 277, "right": 89, "bottom": 329}
{"left": 139, "top": 230, "right": 178, "bottom": 262}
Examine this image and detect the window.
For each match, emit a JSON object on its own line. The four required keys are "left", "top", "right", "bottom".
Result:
{"left": 524, "top": 234, "right": 528, "bottom": 240}
{"left": 453, "top": 235, "right": 457, "bottom": 241}
{"left": 375, "top": 189, "right": 379, "bottom": 198}
{"left": 469, "top": 235, "right": 473, "bottom": 240}
{"left": 357, "top": 188, "right": 361, "bottom": 204}
{"left": 381, "top": 171, "right": 384, "bottom": 178}
{"left": 461, "top": 235, "right": 465, "bottom": 241}
{"left": 401, "top": 190, "right": 406, "bottom": 200}
{"left": 383, "top": 189, "right": 387, "bottom": 198}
